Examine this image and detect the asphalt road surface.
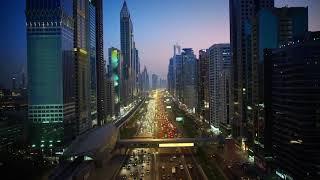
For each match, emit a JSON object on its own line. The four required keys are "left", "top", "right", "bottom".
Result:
{"left": 115, "top": 90, "right": 207, "bottom": 180}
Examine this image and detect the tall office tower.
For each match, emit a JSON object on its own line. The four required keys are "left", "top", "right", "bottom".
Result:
{"left": 120, "top": 1, "right": 134, "bottom": 105}
{"left": 95, "top": 0, "right": 107, "bottom": 125}
{"left": 131, "top": 41, "right": 136, "bottom": 97}
{"left": 264, "top": 32, "right": 320, "bottom": 180}
{"left": 105, "top": 77, "right": 115, "bottom": 121}
{"left": 89, "top": 0, "right": 97, "bottom": 126}
{"left": 197, "top": 49, "right": 209, "bottom": 122}
{"left": 26, "top": 0, "right": 75, "bottom": 149}
{"left": 251, "top": 7, "right": 308, "bottom": 164}
{"left": 181, "top": 48, "right": 197, "bottom": 111}
{"left": 174, "top": 54, "right": 183, "bottom": 101}
{"left": 229, "top": 0, "right": 274, "bottom": 142}
{"left": 152, "top": 74, "right": 159, "bottom": 90}
{"left": 208, "top": 44, "right": 232, "bottom": 130}
{"left": 141, "top": 66, "right": 148, "bottom": 92}
{"left": 108, "top": 47, "right": 122, "bottom": 115}
{"left": 73, "top": 0, "right": 91, "bottom": 135}
{"left": 167, "top": 58, "right": 175, "bottom": 95}
{"left": 135, "top": 48, "right": 140, "bottom": 94}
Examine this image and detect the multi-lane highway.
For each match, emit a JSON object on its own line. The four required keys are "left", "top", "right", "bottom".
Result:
{"left": 115, "top": 90, "right": 206, "bottom": 180}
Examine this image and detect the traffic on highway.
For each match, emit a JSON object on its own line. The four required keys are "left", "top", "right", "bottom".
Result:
{"left": 116, "top": 90, "right": 205, "bottom": 180}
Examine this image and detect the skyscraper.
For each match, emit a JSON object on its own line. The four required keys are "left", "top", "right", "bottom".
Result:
{"left": 74, "top": 0, "right": 91, "bottom": 135}
{"left": 135, "top": 48, "right": 140, "bottom": 95}
{"left": 229, "top": 0, "right": 274, "bottom": 143}
{"left": 208, "top": 44, "right": 232, "bottom": 130}
{"left": 251, "top": 7, "right": 308, "bottom": 164}
{"left": 105, "top": 77, "right": 115, "bottom": 121}
{"left": 167, "top": 58, "right": 175, "bottom": 95}
{"left": 197, "top": 49, "right": 209, "bottom": 122}
{"left": 89, "top": 0, "right": 97, "bottom": 126}
{"left": 26, "top": 0, "right": 105, "bottom": 150}
{"left": 168, "top": 44, "right": 183, "bottom": 100}
{"left": 141, "top": 66, "right": 150, "bottom": 92}
{"left": 152, "top": 74, "right": 158, "bottom": 90}
{"left": 26, "top": 0, "right": 75, "bottom": 148}
{"left": 120, "top": 1, "right": 134, "bottom": 105}
{"left": 181, "top": 48, "right": 197, "bottom": 111}
{"left": 108, "top": 47, "right": 122, "bottom": 115}
{"left": 95, "top": 0, "right": 107, "bottom": 126}
{"left": 264, "top": 31, "right": 320, "bottom": 180}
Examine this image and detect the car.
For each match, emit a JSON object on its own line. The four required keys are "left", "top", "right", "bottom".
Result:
{"left": 130, "top": 173, "right": 134, "bottom": 177}
{"left": 180, "top": 165, "right": 184, "bottom": 170}
{"left": 162, "top": 165, "right": 165, "bottom": 170}
{"left": 172, "top": 155, "right": 177, "bottom": 159}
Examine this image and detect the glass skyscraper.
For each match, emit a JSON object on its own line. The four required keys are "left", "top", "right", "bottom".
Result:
{"left": 89, "top": 1, "right": 98, "bottom": 126}
{"left": 120, "top": 1, "right": 133, "bottom": 105}
{"left": 26, "top": 0, "right": 75, "bottom": 150}
{"left": 74, "top": 0, "right": 91, "bottom": 137}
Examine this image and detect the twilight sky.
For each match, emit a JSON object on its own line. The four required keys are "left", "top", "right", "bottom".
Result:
{"left": 0, "top": 0, "right": 319, "bottom": 88}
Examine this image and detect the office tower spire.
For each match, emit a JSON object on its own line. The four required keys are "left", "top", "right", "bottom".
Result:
{"left": 120, "top": 0, "right": 134, "bottom": 105}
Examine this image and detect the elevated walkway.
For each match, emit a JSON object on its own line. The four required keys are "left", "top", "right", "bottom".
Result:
{"left": 117, "top": 137, "right": 218, "bottom": 148}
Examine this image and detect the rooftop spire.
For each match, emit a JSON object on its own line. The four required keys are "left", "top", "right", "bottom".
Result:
{"left": 120, "top": 0, "right": 130, "bottom": 18}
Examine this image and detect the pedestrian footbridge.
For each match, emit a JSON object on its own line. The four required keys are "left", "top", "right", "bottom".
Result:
{"left": 117, "top": 137, "right": 218, "bottom": 148}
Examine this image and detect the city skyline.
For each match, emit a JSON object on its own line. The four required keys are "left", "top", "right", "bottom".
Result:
{"left": 0, "top": 0, "right": 319, "bottom": 87}
{"left": 1, "top": 1, "right": 320, "bottom": 179}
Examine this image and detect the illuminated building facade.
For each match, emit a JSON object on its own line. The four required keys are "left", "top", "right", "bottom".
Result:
{"left": 108, "top": 47, "right": 122, "bottom": 115}
{"left": 208, "top": 44, "right": 232, "bottom": 129}
{"left": 26, "top": 0, "right": 75, "bottom": 150}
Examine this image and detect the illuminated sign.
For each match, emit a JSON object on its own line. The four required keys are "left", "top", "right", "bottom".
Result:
{"left": 159, "top": 143, "right": 194, "bottom": 148}
{"left": 111, "top": 50, "right": 119, "bottom": 68}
